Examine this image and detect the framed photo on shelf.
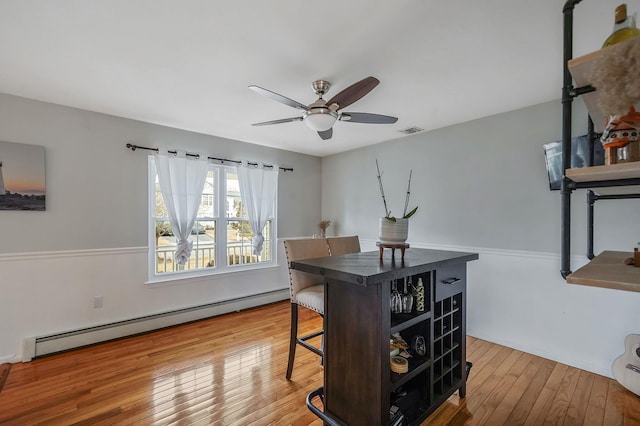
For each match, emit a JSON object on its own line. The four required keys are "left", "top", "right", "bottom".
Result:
{"left": 543, "top": 134, "right": 604, "bottom": 191}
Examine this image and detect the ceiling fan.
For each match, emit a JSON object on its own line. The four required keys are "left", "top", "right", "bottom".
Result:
{"left": 248, "top": 76, "right": 398, "bottom": 140}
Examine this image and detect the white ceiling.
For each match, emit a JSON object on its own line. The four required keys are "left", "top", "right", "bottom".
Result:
{"left": 0, "top": 0, "right": 636, "bottom": 157}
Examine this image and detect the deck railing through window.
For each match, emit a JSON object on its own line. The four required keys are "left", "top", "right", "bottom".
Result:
{"left": 155, "top": 241, "right": 271, "bottom": 273}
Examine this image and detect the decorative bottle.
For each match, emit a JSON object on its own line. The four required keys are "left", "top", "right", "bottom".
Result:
{"left": 415, "top": 278, "right": 425, "bottom": 312}
{"left": 603, "top": 4, "right": 640, "bottom": 48}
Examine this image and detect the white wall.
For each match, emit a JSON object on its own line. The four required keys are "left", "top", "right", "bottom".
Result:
{"left": 322, "top": 100, "right": 640, "bottom": 377}
{"left": 0, "top": 93, "right": 321, "bottom": 362}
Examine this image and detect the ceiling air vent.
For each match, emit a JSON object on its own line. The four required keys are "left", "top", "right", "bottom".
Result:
{"left": 398, "top": 126, "right": 424, "bottom": 135}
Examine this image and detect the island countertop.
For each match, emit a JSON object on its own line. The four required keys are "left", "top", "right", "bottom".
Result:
{"left": 290, "top": 247, "right": 478, "bottom": 286}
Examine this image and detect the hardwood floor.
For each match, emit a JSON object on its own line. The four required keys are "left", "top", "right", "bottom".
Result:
{"left": 1, "top": 300, "right": 639, "bottom": 425}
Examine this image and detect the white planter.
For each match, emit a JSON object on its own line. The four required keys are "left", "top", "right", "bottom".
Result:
{"left": 378, "top": 217, "right": 409, "bottom": 243}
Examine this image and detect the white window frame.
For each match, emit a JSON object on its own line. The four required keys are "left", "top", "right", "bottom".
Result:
{"left": 147, "top": 157, "right": 277, "bottom": 283}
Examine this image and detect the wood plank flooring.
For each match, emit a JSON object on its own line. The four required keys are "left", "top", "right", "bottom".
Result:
{"left": 1, "top": 300, "right": 639, "bottom": 425}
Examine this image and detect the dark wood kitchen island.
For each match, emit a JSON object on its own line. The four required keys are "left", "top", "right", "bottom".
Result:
{"left": 292, "top": 248, "right": 478, "bottom": 426}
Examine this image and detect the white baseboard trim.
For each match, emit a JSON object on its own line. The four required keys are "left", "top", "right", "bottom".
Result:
{"left": 23, "top": 289, "right": 288, "bottom": 362}
{"left": 468, "top": 331, "right": 612, "bottom": 378}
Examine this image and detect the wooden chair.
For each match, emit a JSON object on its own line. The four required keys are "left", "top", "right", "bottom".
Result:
{"left": 283, "top": 238, "right": 330, "bottom": 380}
{"left": 327, "top": 235, "right": 361, "bottom": 256}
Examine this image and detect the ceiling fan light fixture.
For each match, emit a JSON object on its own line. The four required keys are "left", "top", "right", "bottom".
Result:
{"left": 303, "top": 108, "right": 338, "bottom": 131}
{"left": 249, "top": 77, "right": 393, "bottom": 140}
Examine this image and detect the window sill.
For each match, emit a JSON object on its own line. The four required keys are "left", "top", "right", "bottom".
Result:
{"left": 146, "top": 262, "right": 281, "bottom": 286}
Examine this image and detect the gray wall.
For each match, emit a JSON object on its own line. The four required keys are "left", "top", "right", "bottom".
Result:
{"left": 321, "top": 99, "right": 640, "bottom": 377}
{"left": 322, "top": 100, "right": 640, "bottom": 253}
{"left": 0, "top": 93, "right": 320, "bottom": 253}
{"left": 0, "top": 93, "right": 321, "bottom": 362}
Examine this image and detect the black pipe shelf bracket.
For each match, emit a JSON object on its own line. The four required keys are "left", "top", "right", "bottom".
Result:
{"left": 560, "top": 0, "right": 581, "bottom": 278}
{"left": 573, "top": 178, "right": 640, "bottom": 189}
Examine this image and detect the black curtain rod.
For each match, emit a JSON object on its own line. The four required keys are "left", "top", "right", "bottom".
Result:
{"left": 125, "top": 143, "right": 293, "bottom": 172}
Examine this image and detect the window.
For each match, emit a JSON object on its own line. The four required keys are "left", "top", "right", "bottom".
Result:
{"left": 149, "top": 158, "right": 276, "bottom": 280}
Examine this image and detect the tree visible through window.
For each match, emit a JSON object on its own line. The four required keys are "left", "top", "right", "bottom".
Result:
{"left": 149, "top": 159, "right": 275, "bottom": 279}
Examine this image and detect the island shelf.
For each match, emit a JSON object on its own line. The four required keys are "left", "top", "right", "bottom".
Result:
{"left": 295, "top": 248, "right": 478, "bottom": 425}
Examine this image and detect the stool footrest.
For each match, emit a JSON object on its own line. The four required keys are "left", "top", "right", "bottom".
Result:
{"left": 306, "top": 387, "right": 347, "bottom": 426}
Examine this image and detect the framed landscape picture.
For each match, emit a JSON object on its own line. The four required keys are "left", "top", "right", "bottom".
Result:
{"left": 0, "top": 141, "right": 46, "bottom": 211}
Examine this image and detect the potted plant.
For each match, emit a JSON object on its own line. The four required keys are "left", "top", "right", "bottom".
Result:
{"left": 376, "top": 159, "right": 418, "bottom": 243}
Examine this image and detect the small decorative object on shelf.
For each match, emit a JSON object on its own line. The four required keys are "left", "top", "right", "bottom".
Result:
{"left": 402, "top": 277, "right": 414, "bottom": 313}
{"left": 634, "top": 243, "right": 640, "bottom": 267}
{"left": 390, "top": 356, "right": 409, "bottom": 374}
{"left": 318, "top": 220, "right": 331, "bottom": 237}
{"left": 415, "top": 278, "right": 425, "bottom": 312}
{"left": 603, "top": 3, "right": 640, "bottom": 48}
{"left": 390, "top": 345, "right": 400, "bottom": 357}
{"left": 390, "top": 332, "right": 409, "bottom": 351}
{"left": 600, "top": 106, "right": 640, "bottom": 165}
{"left": 390, "top": 405, "right": 404, "bottom": 426}
{"left": 390, "top": 280, "right": 403, "bottom": 314}
{"left": 411, "top": 335, "right": 426, "bottom": 356}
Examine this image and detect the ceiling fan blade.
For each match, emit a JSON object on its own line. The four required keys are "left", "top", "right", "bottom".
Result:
{"left": 318, "top": 128, "right": 333, "bottom": 140}
{"left": 252, "top": 117, "right": 303, "bottom": 126}
{"left": 325, "top": 76, "right": 380, "bottom": 110}
{"left": 340, "top": 112, "right": 398, "bottom": 124}
{"left": 249, "top": 85, "right": 309, "bottom": 111}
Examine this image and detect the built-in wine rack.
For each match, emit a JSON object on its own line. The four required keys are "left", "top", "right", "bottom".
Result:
{"left": 432, "top": 292, "right": 463, "bottom": 398}
{"left": 389, "top": 267, "right": 466, "bottom": 425}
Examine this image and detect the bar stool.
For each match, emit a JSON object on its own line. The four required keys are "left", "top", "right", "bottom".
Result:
{"left": 283, "top": 238, "right": 330, "bottom": 380}
{"left": 327, "top": 235, "right": 361, "bottom": 256}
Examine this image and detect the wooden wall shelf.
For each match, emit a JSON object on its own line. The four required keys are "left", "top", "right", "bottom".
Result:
{"left": 566, "top": 251, "right": 640, "bottom": 292}
{"left": 566, "top": 162, "right": 640, "bottom": 183}
{"left": 566, "top": 162, "right": 640, "bottom": 195}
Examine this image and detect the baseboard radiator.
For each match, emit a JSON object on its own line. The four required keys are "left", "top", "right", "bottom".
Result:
{"left": 24, "top": 289, "right": 288, "bottom": 361}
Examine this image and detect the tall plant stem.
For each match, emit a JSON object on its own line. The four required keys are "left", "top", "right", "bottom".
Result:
{"left": 376, "top": 159, "right": 390, "bottom": 218}
{"left": 403, "top": 169, "right": 412, "bottom": 217}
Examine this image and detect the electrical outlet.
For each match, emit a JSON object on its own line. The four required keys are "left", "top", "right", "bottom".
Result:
{"left": 93, "top": 295, "right": 103, "bottom": 308}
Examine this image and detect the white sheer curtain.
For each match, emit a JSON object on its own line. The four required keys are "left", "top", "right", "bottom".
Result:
{"left": 155, "top": 153, "right": 209, "bottom": 265}
{"left": 237, "top": 164, "right": 279, "bottom": 256}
